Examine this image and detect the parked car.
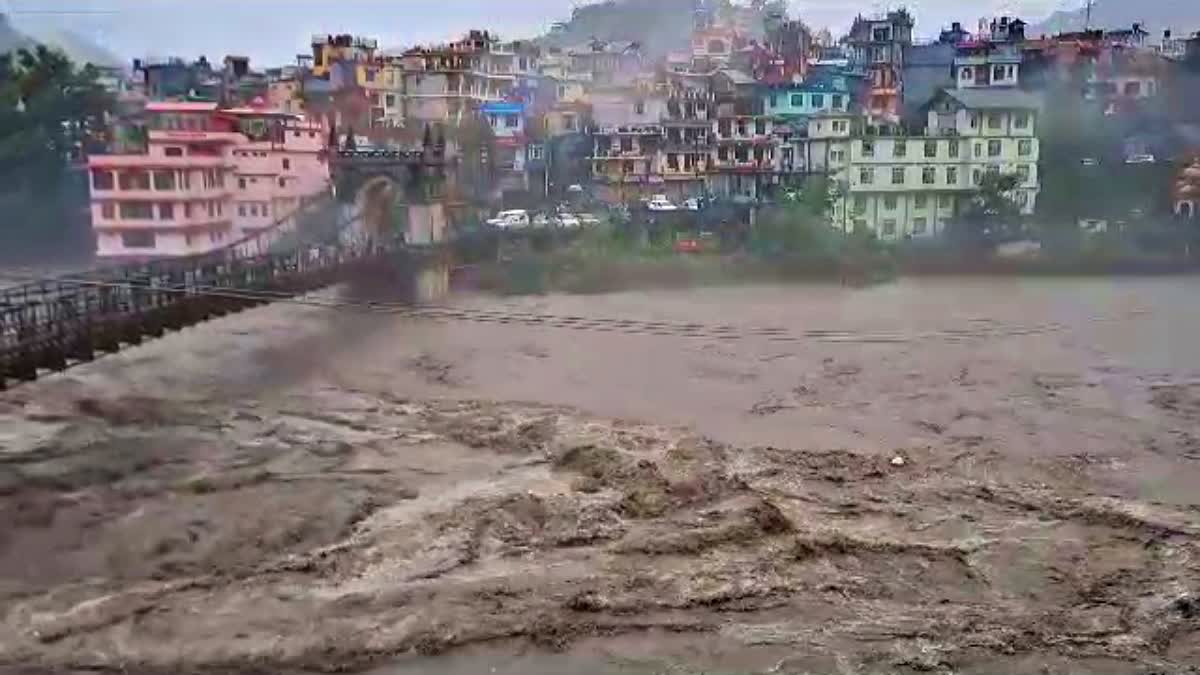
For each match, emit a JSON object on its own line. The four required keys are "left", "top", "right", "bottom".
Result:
{"left": 1125, "top": 153, "right": 1156, "bottom": 165}
{"left": 683, "top": 198, "right": 703, "bottom": 211}
{"left": 578, "top": 213, "right": 601, "bottom": 226}
{"left": 556, "top": 213, "right": 582, "bottom": 228}
{"left": 646, "top": 195, "right": 678, "bottom": 212}
{"left": 486, "top": 210, "right": 531, "bottom": 229}
{"left": 532, "top": 213, "right": 552, "bottom": 228}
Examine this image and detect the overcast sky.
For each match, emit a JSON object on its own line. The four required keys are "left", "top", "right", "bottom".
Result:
{"left": 4, "top": 0, "right": 1082, "bottom": 66}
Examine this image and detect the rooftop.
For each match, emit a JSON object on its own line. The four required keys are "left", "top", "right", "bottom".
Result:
{"left": 942, "top": 88, "right": 1043, "bottom": 110}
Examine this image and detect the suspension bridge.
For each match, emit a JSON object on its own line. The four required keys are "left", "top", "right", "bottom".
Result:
{"left": 0, "top": 148, "right": 449, "bottom": 391}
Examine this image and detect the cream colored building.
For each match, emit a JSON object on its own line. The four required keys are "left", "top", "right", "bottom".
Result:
{"left": 836, "top": 88, "right": 1041, "bottom": 239}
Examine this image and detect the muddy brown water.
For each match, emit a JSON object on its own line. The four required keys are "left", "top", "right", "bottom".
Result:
{"left": 1, "top": 277, "right": 1199, "bottom": 674}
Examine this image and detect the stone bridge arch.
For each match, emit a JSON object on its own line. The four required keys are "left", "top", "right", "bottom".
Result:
{"left": 331, "top": 150, "right": 450, "bottom": 246}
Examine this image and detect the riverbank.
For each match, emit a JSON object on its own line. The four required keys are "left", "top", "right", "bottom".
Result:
{"left": 462, "top": 248, "right": 1200, "bottom": 296}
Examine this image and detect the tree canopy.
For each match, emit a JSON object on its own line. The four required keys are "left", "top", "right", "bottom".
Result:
{"left": 0, "top": 45, "right": 113, "bottom": 261}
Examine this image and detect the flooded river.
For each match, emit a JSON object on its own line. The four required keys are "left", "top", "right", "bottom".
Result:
{"left": 1, "top": 278, "right": 1198, "bottom": 674}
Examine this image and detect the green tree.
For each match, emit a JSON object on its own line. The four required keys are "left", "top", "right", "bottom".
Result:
{"left": 0, "top": 45, "right": 113, "bottom": 260}
{"left": 951, "top": 172, "right": 1023, "bottom": 251}
{"left": 752, "top": 175, "right": 839, "bottom": 257}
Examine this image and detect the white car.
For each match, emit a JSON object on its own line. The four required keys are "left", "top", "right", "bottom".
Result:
{"left": 1125, "top": 153, "right": 1156, "bottom": 164}
{"left": 556, "top": 213, "right": 581, "bottom": 228}
{"left": 486, "top": 210, "right": 531, "bottom": 229}
{"left": 646, "top": 195, "right": 678, "bottom": 212}
{"left": 579, "top": 213, "right": 601, "bottom": 226}
{"left": 683, "top": 198, "right": 702, "bottom": 211}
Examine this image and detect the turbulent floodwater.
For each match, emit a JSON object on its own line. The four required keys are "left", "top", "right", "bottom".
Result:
{"left": 1, "top": 278, "right": 1199, "bottom": 674}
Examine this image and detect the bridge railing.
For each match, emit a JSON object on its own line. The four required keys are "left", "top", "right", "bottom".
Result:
{"left": 0, "top": 198, "right": 372, "bottom": 389}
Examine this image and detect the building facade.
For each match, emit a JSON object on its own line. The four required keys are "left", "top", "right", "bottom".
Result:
{"left": 88, "top": 102, "right": 330, "bottom": 259}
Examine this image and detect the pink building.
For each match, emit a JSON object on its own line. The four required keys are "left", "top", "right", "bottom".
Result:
{"left": 88, "top": 102, "right": 330, "bottom": 259}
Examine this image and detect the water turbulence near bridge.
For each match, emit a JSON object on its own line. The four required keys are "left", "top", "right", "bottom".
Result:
{"left": 0, "top": 147, "right": 453, "bottom": 390}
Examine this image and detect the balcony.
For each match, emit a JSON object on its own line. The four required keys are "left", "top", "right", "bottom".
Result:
{"left": 89, "top": 154, "right": 232, "bottom": 170}
{"left": 148, "top": 130, "right": 244, "bottom": 145}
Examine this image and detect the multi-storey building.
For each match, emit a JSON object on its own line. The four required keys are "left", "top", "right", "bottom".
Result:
{"left": 838, "top": 88, "right": 1042, "bottom": 239}
{"left": 659, "top": 78, "right": 713, "bottom": 200}
{"left": 846, "top": 10, "right": 914, "bottom": 121}
{"left": 709, "top": 69, "right": 775, "bottom": 201}
{"left": 87, "top": 102, "right": 329, "bottom": 259}
{"left": 590, "top": 84, "right": 667, "bottom": 203}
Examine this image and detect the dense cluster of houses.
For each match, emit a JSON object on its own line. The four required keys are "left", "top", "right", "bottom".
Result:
{"left": 87, "top": 3, "right": 1200, "bottom": 259}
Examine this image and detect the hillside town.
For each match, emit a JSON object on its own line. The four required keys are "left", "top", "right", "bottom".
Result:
{"left": 76, "top": 3, "right": 1200, "bottom": 259}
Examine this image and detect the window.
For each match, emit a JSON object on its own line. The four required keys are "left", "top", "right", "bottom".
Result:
{"left": 718, "top": 146, "right": 729, "bottom": 161}
{"left": 972, "top": 169, "right": 983, "bottom": 185}
{"left": 883, "top": 195, "right": 898, "bottom": 210}
{"left": 621, "top": 137, "right": 633, "bottom": 153}
{"left": 1018, "top": 139, "right": 1033, "bottom": 156}
{"left": 812, "top": 94, "right": 824, "bottom": 108}
{"left": 278, "top": 178, "right": 287, "bottom": 188}
{"left": 862, "top": 140, "right": 875, "bottom": 158}
{"left": 914, "top": 194, "right": 928, "bottom": 210}
{"left": 1017, "top": 164, "right": 1031, "bottom": 182}
{"left": 505, "top": 114, "right": 519, "bottom": 128}
{"left": 239, "top": 178, "right": 247, "bottom": 189}
{"left": 974, "top": 143, "right": 983, "bottom": 158}
{"left": 833, "top": 120, "right": 847, "bottom": 133}
{"left": 891, "top": 167, "right": 905, "bottom": 185}
{"left": 261, "top": 203, "right": 269, "bottom": 217}
{"left": 988, "top": 139, "right": 1002, "bottom": 157}
{"left": 153, "top": 171, "right": 176, "bottom": 191}
{"left": 184, "top": 203, "right": 192, "bottom": 218}
{"left": 1013, "top": 112, "right": 1029, "bottom": 129}
{"left": 939, "top": 194, "right": 953, "bottom": 208}
{"left": 893, "top": 140, "right": 907, "bottom": 158}
{"left": 529, "top": 144, "right": 544, "bottom": 160}
{"left": 100, "top": 203, "right": 115, "bottom": 219}
{"left": 119, "top": 202, "right": 153, "bottom": 219}
{"left": 1124, "top": 81, "right": 1141, "bottom": 97}
{"left": 249, "top": 203, "right": 259, "bottom": 217}
{"left": 913, "top": 217, "right": 927, "bottom": 234}
{"left": 988, "top": 114, "right": 1002, "bottom": 129}
{"left": 946, "top": 167, "right": 958, "bottom": 185}
{"left": 860, "top": 168, "right": 874, "bottom": 184}
{"left": 791, "top": 93, "right": 804, "bottom": 107}
{"left": 92, "top": 170, "right": 115, "bottom": 191}
{"left": 238, "top": 204, "right": 246, "bottom": 217}
{"left": 832, "top": 94, "right": 844, "bottom": 109}
{"left": 118, "top": 170, "right": 151, "bottom": 191}
{"left": 157, "top": 203, "right": 174, "bottom": 220}
{"left": 831, "top": 149, "right": 846, "bottom": 163}
{"left": 993, "top": 65, "right": 1006, "bottom": 81}
{"left": 121, "top": 231, "right": 155, "bottom": 249}
{"left": 282, "top": 158, "right": 291, "bottom": 170}
{"left": 882, "top": 219, "right": 896, "bottom": 235}
{"left": 365, "top": 69, "right": 376, "bottom": 82}
{"left": 961, "top": 67, "right": 973, "bottom": 81}
{"left": 922, "top": 167, "right": 936, "bottom": 184}
{"left": 853, "top": 195, "right": 867, "bottom": 211}
{"left": 164, "top": 146, "right": 184, "bottom": 157}
{"left": 634, "top": 101, "right": 645, "bottom": 115}
{"left": 948, "top": 140, "right": 960, "bottom": 158}
{"left": 970, "top": 114, "right": 980, "bottom": 129}
{"left": 924, "top": 140, "right": 937, "bottom": 158}
{"left": 769, "top": 94, "right": 778, "bottom": 108}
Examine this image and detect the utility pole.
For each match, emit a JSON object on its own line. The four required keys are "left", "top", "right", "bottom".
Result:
{"left": 1084, "top": 0, "right": 1094, "bottom": 31}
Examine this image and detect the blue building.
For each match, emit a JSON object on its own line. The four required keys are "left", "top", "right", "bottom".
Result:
{"left": 762, "top": 70, "right": 853, "bottom": 118}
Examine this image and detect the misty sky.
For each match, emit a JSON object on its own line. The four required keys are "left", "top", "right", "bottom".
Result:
{"left": 4, "top": 0, "right": 1084, "bottom": 66}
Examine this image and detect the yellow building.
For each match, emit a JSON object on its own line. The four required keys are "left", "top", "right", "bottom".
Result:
{"left": 837, "top": 88, "right": 1041, "bottom": 239}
